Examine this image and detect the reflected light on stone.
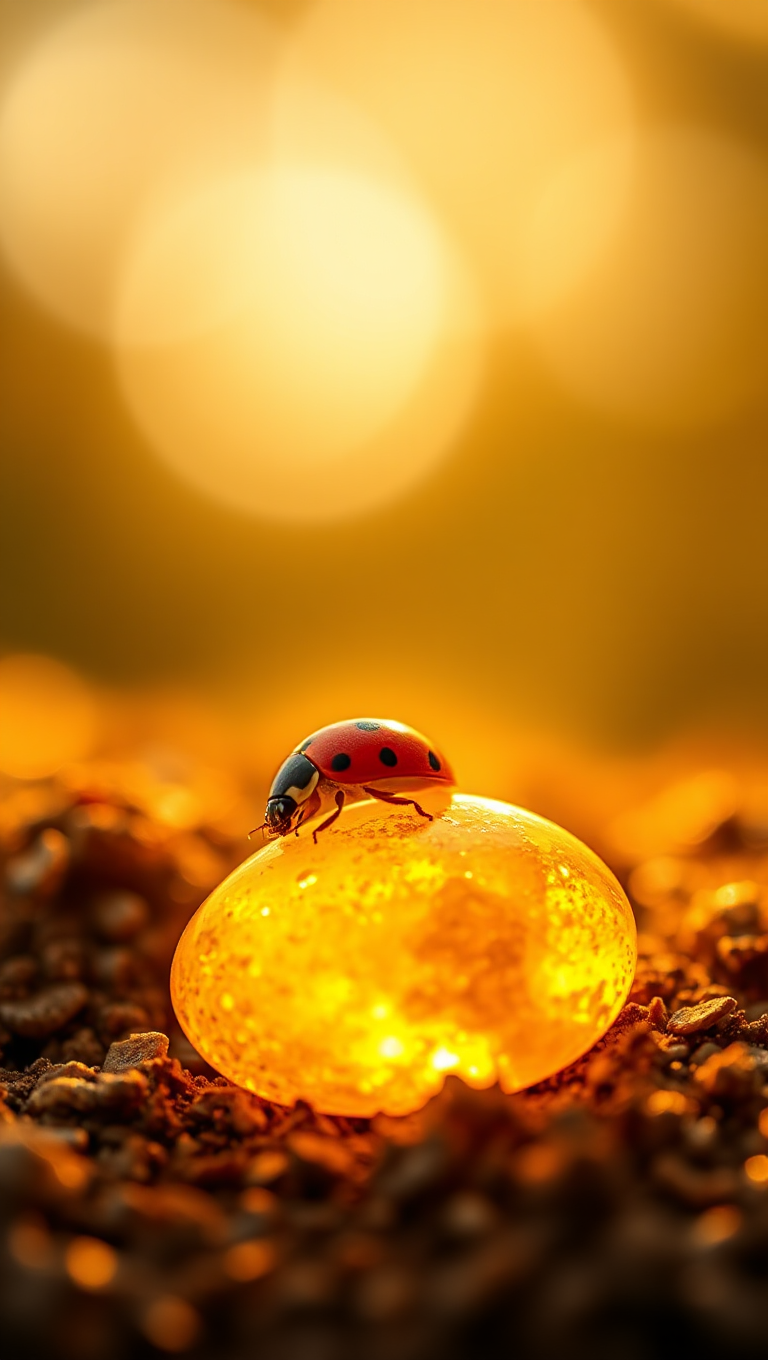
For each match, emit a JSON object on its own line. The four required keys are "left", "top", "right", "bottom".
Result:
{"left": 115, "top": 164, "right": 483, "bottom": 522}
{"left": 171, "top": 795, "right": 636, "bottom": 1117}
{"left": 531, "top": 129, "right": 768, "bottom": 427}
{"left": 282, "top": 0, "right": 634, "bottom": 325}
{"left": 0, "top": 0, "right": 278, "bottom": 335}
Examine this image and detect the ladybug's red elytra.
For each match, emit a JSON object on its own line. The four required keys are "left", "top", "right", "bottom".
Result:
{"left": 254, "top": 719, "right": 455, "bottom": 843}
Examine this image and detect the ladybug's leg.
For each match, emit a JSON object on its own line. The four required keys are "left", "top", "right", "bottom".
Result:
{"left": 312, "top": 789, "right": 345, "bottom": 844}
{"left": 362, "top": 787, "right": 433, "bottom": 821}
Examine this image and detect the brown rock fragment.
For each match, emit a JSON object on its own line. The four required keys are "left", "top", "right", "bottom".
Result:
{"left": 0, "top": 956, "right": 38, "bottom": 994}
{"left": 97, "top": 1131, "right": 168, "bottom": 1181}
{"left": 176, "top": 1148, "right": 251, "bottom": 1187}
{"left": 692, "top": 1043, "right": 762, "bottom": 1099}
{"left": 288, "top": 1131, "right": 357, "bottom": 1178}
{"left": 91, "top": 890, "right": 149, "bottom": 941}
{"left": 60, "top": 1027, "right": 105, "bottom": 1067}
{"left": 27, "top": 1069, "right": 149, "bottom": 1118}
{"left": 716, "top": 934, "right": 768, "bottom": 985}
{"left": 667, "top": 995, "right": 737, "bottom": 1035}
{"left": 102, "top": 1031, "right": 169, "bottom": 1073}
{"left": 98, "top": 1003, "right": 152, "bottom": 1040}
{"left": 118, "top": 1180, "right": 225, "bottom": 1241}
{"left": 34, "top": 1061, "right": 98, "bottom": 1087}
{"left": 40, "top": 938, "right": 86, "bottom": 982}
{"left": 0, "top": 1122, "right": 91, "bottom": 1197}
{"left": 4, "top": 828, "right": 70, "bottom": 895}
{"left": 652, "top": 1151, "right": 739, "bottom": 1208}
{"left": 27, "top": 1076, "right": 103, "bottom": 1116}
{"left": 0, "top": 982, "right": 88, "bottom": 1038}
{"left": 188, "top": 1085, "right": 268, "bottom": 1135}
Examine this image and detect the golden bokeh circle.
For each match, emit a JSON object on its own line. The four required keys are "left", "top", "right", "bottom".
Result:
{"left": 0, "top": 0, "right": 279, "bottom": 335}
{"left": 531, "top": 128, "right": 768, "bottom": 426}
{"left": 282, "top": 0, "right": 635, "bottom": 325}
{"left": 115, "top": 164, "right": 484, "bottom": 522}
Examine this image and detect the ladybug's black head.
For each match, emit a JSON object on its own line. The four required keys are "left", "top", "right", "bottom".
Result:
{"left": 265, "top": 795, "right": 298, "bottom": 836}
{"left": 264, "top": 751, "right": 320, "bottom": 836}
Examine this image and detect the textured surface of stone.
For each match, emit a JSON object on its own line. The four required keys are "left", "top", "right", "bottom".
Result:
{"left": 172, "top": 795, "right": 636, "bottom": 1115}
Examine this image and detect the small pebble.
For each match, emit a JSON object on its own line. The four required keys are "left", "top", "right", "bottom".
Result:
{"left": 102, "top": 1032, "right": 170, "bottom": 1073}
{"left": 667, "top": 995, "right": 738, "bottom": 1035}
{"left": 92, "top": 891, "right": 150, "bottom": 942}
{"left": 5, "top": 829, "right": 70, "bottom": 895}
{"left": 0, "top": 982, "right": 88, "bottom": 1038}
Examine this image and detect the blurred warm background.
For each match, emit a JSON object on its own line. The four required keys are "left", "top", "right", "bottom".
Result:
{"left": 0, "top": 0, "right": 766, "bottom": 825}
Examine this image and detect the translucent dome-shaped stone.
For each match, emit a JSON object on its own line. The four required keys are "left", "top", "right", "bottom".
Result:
{"left": 171, "top": 794, "right": 636, "bottom": 1116}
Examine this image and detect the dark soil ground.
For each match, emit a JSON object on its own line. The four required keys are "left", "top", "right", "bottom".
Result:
{"left": 1, "top": 760, "right": 767, "bottom": 1359}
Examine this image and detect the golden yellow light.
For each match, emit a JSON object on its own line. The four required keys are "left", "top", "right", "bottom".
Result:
{"left": 282, "top": 0, "right": 635, "bottom": 324}
{"left": 64, "top": 1237, "right": 118, "bottom": 1291}
{"left": 115, "top": 164, "right": 483, "bottom": 522}
{"left": 531, "top": 129, "right": 768, "bottom": 426}
{"left": 744, "top": 1155, "right": 768, "bottom": 1186}
{"left": 269, "top": 70, "right": 413, "bottom": 191}
{"left": 0, "top": 0, "right": 278, "bottom": 335}
{"left": 171, "top": 795, "right": 636, "bottom": 1117}
{"left": 515, "top": 137, "right": 635, "bottom": 320}
{"left": 0, "top": 654, "right": 97, "bottom": 780}
{"left": 667, "top": 0, "right": 768, "bottom": 45}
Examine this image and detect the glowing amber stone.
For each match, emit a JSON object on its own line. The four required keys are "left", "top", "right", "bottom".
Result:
{"left": 171, "top": 795, "right": 636, "bottom": 1116}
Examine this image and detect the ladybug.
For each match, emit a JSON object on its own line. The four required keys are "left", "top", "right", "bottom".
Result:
{"left": 254, "top": 719, "right": 455, "bottom": 843}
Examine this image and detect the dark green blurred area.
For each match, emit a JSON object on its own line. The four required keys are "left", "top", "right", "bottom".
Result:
{"left": 1, "top": 0, "right": 767, "bottom": 751}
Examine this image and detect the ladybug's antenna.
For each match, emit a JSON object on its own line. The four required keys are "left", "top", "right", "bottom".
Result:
{"left": 247, "top": 823, "right": 269, "bottom": 843}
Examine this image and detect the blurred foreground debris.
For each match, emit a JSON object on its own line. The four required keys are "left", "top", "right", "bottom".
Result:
{"left": 0, "top": 757, "right": 767, "bottom": 1359}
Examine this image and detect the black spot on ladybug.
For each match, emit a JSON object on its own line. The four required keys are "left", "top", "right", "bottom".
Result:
{"left": 331, "top": 752, "right": 351, "bottom": 772}
{"left": 379, "top": 747, "right": 398, "bottom": 767}
{"left": 299, "top": 737, "right": 314, "bottom": 752}
{"left": 428, "top": 750, "right": 441, "bottom": 771}
{"left": 356, "top": 720, "right": 380, "bottom": 731}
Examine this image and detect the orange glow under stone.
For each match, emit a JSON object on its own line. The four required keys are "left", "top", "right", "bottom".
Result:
{"left": 171, "top": 794, "right": 636, "bottom": 1117}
